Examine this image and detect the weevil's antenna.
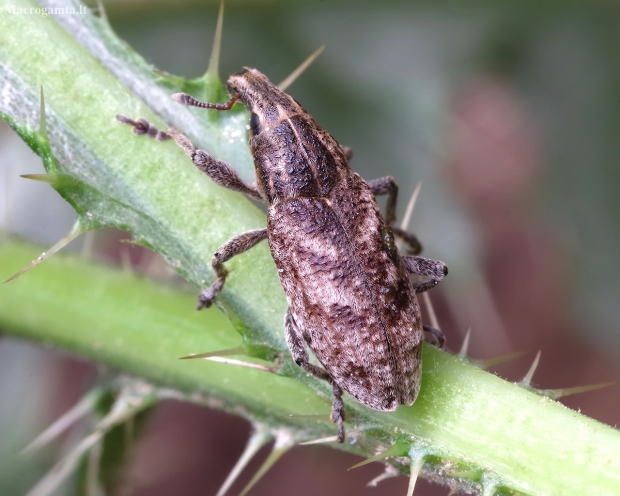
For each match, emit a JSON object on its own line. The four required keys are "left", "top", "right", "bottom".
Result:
{"left": 172, "top": 92, "right": 240, "bottom": 111}
{"left": 278, "top": 46, "right": 325, "bottom": 92}
{"left": 206, "top": 0, "right": 225, "bottom": 78}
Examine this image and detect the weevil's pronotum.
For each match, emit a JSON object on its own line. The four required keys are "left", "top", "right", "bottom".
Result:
{"left": 118, "top": 68, "right": 447, "bottom": 442}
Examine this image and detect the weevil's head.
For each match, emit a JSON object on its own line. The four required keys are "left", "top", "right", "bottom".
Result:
{"left": 227, "top": 68, "right": 300, "bottom": 138}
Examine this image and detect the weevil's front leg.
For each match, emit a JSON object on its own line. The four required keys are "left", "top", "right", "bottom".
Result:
{"left": 116, "top": 116, "right": 264, "bottom": 201}
{"left": 403, "top": 255, "right": 448, "bottom": 294}
{"left": 198, "top": 228, "right": 268, "bottom": 310}
{"left": 165, "top": 128, "right": 264, "bottom": 201}
{"left": 285, "top": 310, "right": 345, "bottom": 443}
{"left": 367, "top": 176, "right": 422, "bottom": 254}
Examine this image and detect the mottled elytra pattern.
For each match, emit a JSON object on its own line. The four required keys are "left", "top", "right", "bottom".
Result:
{"left": 117, "top": 67, "right": 447, "bottom": 443}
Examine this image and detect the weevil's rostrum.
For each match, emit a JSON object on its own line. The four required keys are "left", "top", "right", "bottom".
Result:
{"left": 118, "top": 68, "right": 447, "bottom": 442}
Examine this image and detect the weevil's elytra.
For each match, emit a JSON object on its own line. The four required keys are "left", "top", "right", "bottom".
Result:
{"left": 117, "top": 67, "right": 447, "bottom": 443}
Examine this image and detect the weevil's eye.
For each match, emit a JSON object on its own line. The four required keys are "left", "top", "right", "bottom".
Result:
{"left": 249, "top": 112, "right": 261, "bottom": 135}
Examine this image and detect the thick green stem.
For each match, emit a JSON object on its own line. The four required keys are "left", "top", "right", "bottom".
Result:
{"left": 1, "top": 2, "right": 620, "bottom": 495}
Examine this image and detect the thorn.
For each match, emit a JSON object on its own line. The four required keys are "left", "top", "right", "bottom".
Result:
{"left": 481, "top": 481, "right": 497, "bottom": 496}
{"left": 298, "top": 435, "right": 340, "bottom": 445}
{"left": 80, "top": 230, "right": 96, "bottom": 260}
{"left": 4, "top": 221, "right": 84, "bottom": 283}
{"left": 277, "top": 46, "right": 325, "bottom": 92}
{"left": 528, "top": 381, "right": 615, "bottom": 400}
{"left": 202, "top": 356, "right": 277, "bottom": 372}
{"left": 86, "top": 438, "right": 104, "bottom": 496}
{"left": 520, "top": 350, "right": 541, "bottom": 387}
{"left": 421, "top": 292, "right": 440, "bottom": 332}
{"left": 19, "top": 173, "right": 57, "bottom": 184}
{"left": 26, "top": 430, "right": 104, "bottom": 496}
{"left": 216, "top": 427, "right": 272, "bottom": 496}
{"left": 471, "top": 350, "right": 527, "bottom": 370}
{"left": 94, "top": 0, "right": 109, "bottom": 24}
{"left": 457, "top": 327, "right": 472, "bottom": 360}
{"left": 206, "top": 0, "right": 225, "bottom": 78}
{"left": 544, "top": 381, "right": 615, "bottom": 400}
{"left": 39, "top": 86, "right": 48, "bottom": 141}
{"left": 400, "top": 181, "right": 422, "bottom": 232}
{"left": 25, "top": 380, "right": 158, "bottom": 496}
{"left": 349, "top": 441, "right": 407, "bottom": 470}
{"left": 181, "top": 348, "right": 281, "bottom": 372}
{"left": 239, "top": 430, "right": 293, "bottom": 496}
{"left": 406, "top": 452, "right": 425, "bottom": 496}
{"left": 119, "top": 244, "right": 133, "bottom": 275}
{"left": 21, "top": 387, "right": 105, "bottom": 457}
{"left": 366, "top": 464, "right": 399, "bottom": 486}
{"left": 179, "top": 346, "right": 248, "bottom": 360}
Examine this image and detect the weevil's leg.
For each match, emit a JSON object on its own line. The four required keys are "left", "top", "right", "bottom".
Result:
{"left": 116, "top": 115, "right": 171, "bottom": 141}
{"left": 285, "top": 310, "right": 346, "bottom": 443}
{"left": 367, "top": 176, "right": 422, "bottom": 254}
{"left": 367, "top": 176, "right": 398, "bottom": 225}
{"left": 116, "top": 115, "right": 264, "bottom": 201}
{"left": 165, "top": 128, "right": 264, "bottom": 201}
{"left": 423, "top": 325, "right": 446, "bottom": 349}
{"left": 403, "top": 255, "right": 448, "bottom": 294}
{"left": 197, "top": 228, "right": 268, "bottom": 310}
{"left": 391, "top": 227, "right": 422, "bottom": 255}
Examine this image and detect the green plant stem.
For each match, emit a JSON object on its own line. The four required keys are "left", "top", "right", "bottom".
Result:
{"left": 1, "top": 2, "right": 620, "bottom": 495}
{"left": 3, "top": 240, "right": 620, "bottom": 495}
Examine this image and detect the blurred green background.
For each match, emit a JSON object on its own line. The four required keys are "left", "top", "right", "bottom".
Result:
{"left": 1, "top": 1, "right": 619, "bottom": 495}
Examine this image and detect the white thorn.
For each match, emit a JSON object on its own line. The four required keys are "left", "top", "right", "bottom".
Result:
{"left": 239, "top": 430, "right": 294, "bottom": 496}
{"left": 216, "top": 428, "right": 272, "bottom": 496}
{"left": 204, "top": 356, "right": 275, "bottom": 372}
{"left": 458, "top": 327, "right": 472, "bottom": 360}
{"left": 278, "top": 46, "right": 325, "bottom": 92}
{"left": 422, "top": 292, "right": 440, "bottom": 331}
{"left": 400, "top": 181, "right": 422, "bottom": 231}
{"left": 406, "top": 454, "right": 424, "bottom": 496}
{"left": 5, "top": 221, "right": 84, "bottom": 283}
{"left": 21, "top": 388, "right": 102, "bottom": 457}
{"left": 299, "top": 435, "right": 339, "bottom": 445}
{"left": 521, "top": 350, "right": 541, "bottom": 387}
{"left": 207, "top": 0, "right": 225, "bottom": 77}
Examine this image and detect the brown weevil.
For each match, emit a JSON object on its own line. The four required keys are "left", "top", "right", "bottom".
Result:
{"left": 118, "top": 68, "right": 447, "bottom": 443}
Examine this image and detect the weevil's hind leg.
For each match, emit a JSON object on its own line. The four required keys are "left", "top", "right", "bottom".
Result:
{"left": 392, "top": 227, "right": 422, "bottom": 255}
{"left": 285, "top": 310, "right": 346, "bottom": 443}
{"left": 403, "top": 255, "right": 448, "bottom": 294}
{"left": 423, "top": 325, "right": 446, "bottom": 349}
{"left": 116, "top": 116, "right": 264, "bottom": 201}
{"left": 367, "top": 176, "right": 422, "bottom": 254}
{"left": 198, "top": 228, "right": 268, "bottom": 310}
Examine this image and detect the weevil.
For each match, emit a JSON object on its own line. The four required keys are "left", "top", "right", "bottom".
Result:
{"left": 118, "top": 68, "right": 447, "bottom": 442}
